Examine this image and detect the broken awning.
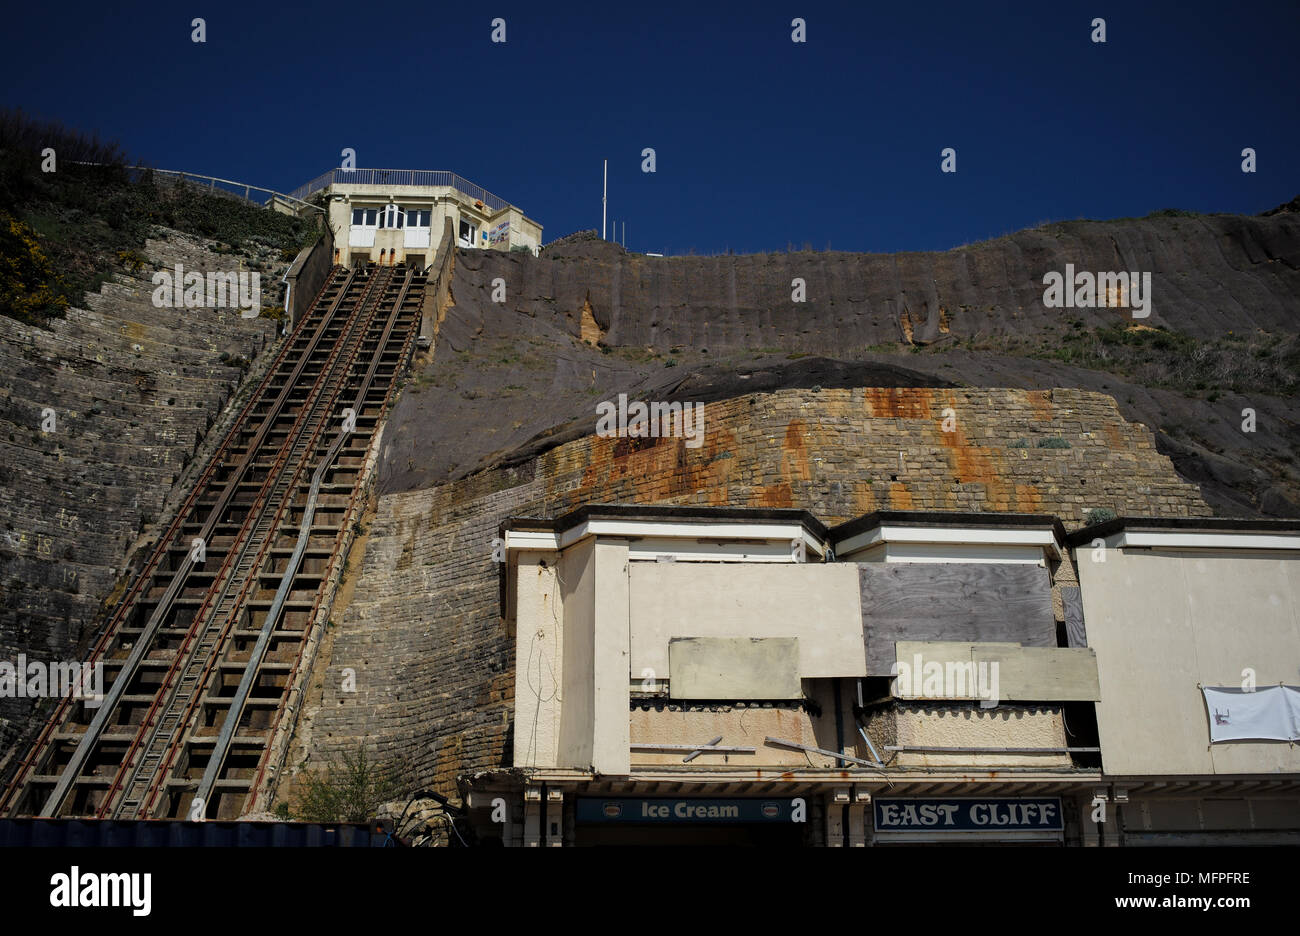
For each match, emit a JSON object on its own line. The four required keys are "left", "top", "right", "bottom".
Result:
{"left": 1201, "top": 686, "right": 1300, "bottom": 743}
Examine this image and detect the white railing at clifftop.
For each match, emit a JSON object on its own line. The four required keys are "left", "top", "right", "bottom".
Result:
{"left": 71, "top": 162, "right": 325, "bottom": 213}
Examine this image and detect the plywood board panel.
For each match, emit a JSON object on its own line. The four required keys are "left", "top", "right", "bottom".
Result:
{"left": 1061, "top": 586, "right": 1087, "bottom": 648}
{"left": 860, "top": 563, "right": 1055, "bottom": 674}
{"left": 629, "top": 563, "right": 865, "bottom": 679}
{"left": 668, "top": 637, "right": 801, "bottom": 700}
{"left": 894, "top": 640, "right": 1100, "bottom": 701}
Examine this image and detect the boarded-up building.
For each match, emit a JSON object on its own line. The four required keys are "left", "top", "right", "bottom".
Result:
{"left": 468, "top": 506, "right": 1300, "bottom": 845}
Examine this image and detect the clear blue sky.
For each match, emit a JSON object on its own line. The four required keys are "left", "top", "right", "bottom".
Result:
{"left": 5, "top": 1, "right": 1297, "bottom": 254}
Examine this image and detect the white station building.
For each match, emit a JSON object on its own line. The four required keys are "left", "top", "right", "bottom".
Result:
{"left": 288, "top": 168, "right": 543, "bottom": 269}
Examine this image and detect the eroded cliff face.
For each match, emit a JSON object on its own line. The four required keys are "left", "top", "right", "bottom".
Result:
{"left": 498, "top": 211, "right": 1299, "bottom": 348}
{"left": 294, "top": 386, "right": 1210, "bottom": 801}
{"left": 0, "top": 230, "right": 281, "bottom": 761}
{"left": 378, "top": 205, "right": 1300, "bottom": 516}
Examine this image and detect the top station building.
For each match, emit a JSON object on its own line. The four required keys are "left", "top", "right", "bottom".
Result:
{"left": 288, "top": 168, "right": 543, "bottom": 269}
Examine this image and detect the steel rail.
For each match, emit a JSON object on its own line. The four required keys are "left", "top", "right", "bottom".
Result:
{"left": 194, "top": 271, "right": 417, "bottom": 812}
{"left": 40, "top": 269, "right": 366, "bottom": 818}
{"left": 245, "top": 273, "right": 425, "bottom": 811}
{"left": 0, "top": 270, "right": 353, "bottom": 815}
{"left": 103, "top": 270, "right": 392, "bottom": 818}
{"left": 132, "top": 270, "right": 401, "bottom": 818}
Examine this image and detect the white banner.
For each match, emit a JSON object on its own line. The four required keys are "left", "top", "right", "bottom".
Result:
{"left": 1201, "top": 686, "right": 1300, "bottom": 743}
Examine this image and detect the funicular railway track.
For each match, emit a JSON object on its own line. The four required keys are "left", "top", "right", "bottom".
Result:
{"left": 1, "top": 263, "right": 425, "bottom": 820}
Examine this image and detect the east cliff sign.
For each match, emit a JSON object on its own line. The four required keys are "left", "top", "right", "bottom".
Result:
{"left": 874, "top": 797, "right": 1063, "bottom": 833}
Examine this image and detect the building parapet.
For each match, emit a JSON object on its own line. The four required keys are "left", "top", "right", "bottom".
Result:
{"left": 290, "top": 168, "right": 513, "bottom": 211}
{"left": 1067, "top": 515, "right": 1300, "bottom": 549}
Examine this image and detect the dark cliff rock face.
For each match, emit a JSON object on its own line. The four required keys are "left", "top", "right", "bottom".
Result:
{"left": 379, "top": 204, "right": 1300, "bottom": 515}
{"left": 474, "top": 208, "right": 1300, "bottom": 348}
{"left": 0, "top": 231, "right": 279, "bottom": 763}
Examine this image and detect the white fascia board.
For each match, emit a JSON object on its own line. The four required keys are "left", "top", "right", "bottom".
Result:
{"left": 881, "top": 543, "right": 1046, "bottom": 565}
{"left": 835, "top": 527, "right": 885, "bottom": 557}
{"left": 584, "top": 519, "right": 809, "bottom": 542}
{"left": 1117, "top": 531, "right": 1300, "bottom": 551}
{"left": 798, "top": 527, "right": 826, "bottom": 559}
{"left": 505, "top": 519, "right": 823, "bottom": 557}
{"left": 837, "top": 524, "right": 1060, "bottom": 560}
{"left": 504, "top": 529, "right": 563, "bottom": 551}
{"left": 628, "top": 540, "right": 796, "bottom": 562}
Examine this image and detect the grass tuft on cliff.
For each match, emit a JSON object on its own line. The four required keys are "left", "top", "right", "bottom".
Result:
{"left": 0, "top": 108, "right": 318, "bottom": 323}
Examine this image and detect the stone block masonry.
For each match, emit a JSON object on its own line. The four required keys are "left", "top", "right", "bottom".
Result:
{"left": 296, "top": 385, "right": 1209, "bottom": 801}
{"left": 0, "top": 230, "right": 281, "bottom": 768}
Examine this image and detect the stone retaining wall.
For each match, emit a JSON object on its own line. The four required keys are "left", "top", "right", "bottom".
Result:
{"left": 293, "top": 385, "right": 1210, "bottom": 800}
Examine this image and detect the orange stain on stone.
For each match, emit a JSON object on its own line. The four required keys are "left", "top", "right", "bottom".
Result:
{"left": 1026, "top": 390, "right": 1054, "bottom": 423}
{"left": 782, "top": 419, "right": 813, "bottom": 481}
{"left": 852, "top": 483, "right": 878, "bottom": 517}
{"left": 862, "top": 387, "right": 934, "bottom": 420}
{"left": 756, "top": 482, "right": 794, "bottom": 508}
{"left": 937, "top": 415, "right": 1009, "bottom": 509}
{"left": 1015, "top": 484, "right": 1043, "bottom": 513}
{"left": 579, "top": 440, "right": 612, "bottom": 488}
{"left": 889, "top": 482, "right": 915, "bottom": 509}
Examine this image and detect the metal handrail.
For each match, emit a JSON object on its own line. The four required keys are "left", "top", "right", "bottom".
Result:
{"left": 139, "top": 168, "right": 324, "bottom": 213}
{"left": 288, "top": 168, "right": 512, "bottom": 212}
{"left": 68, "top": 162, "right": 324, "bottom": 213}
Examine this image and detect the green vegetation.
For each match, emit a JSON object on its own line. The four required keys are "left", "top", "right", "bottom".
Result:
{"left": 611, "top": 345, "right": 658, "bottom": 363}
{"left": 115, "top": 248, "right": 147, "bottom": 273}
{"left": 1085, "top": 508, "right": 1118, "bottom": 525}
{"left": 966, "top": 323, "right": 1300, "bottom": 399}
{"left": 1046, "top": 324, "right": 1300, "bottom": 396}
{"left": 0, "top": 210, "right": 69, "bottom": 323}
{"left": 287, "top": 744, "right": 406, "bottom": 822}
{"left": 0, "top": 108, "right": 318, "bottom": 323}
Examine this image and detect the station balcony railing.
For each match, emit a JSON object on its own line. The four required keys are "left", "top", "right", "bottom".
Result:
{"left": 289, "top": 168, "right": 512, "bottom": 213}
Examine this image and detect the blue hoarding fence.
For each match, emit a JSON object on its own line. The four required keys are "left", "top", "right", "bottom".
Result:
{"left": 0, "top": 818, "right": 384, "bottom": 847}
